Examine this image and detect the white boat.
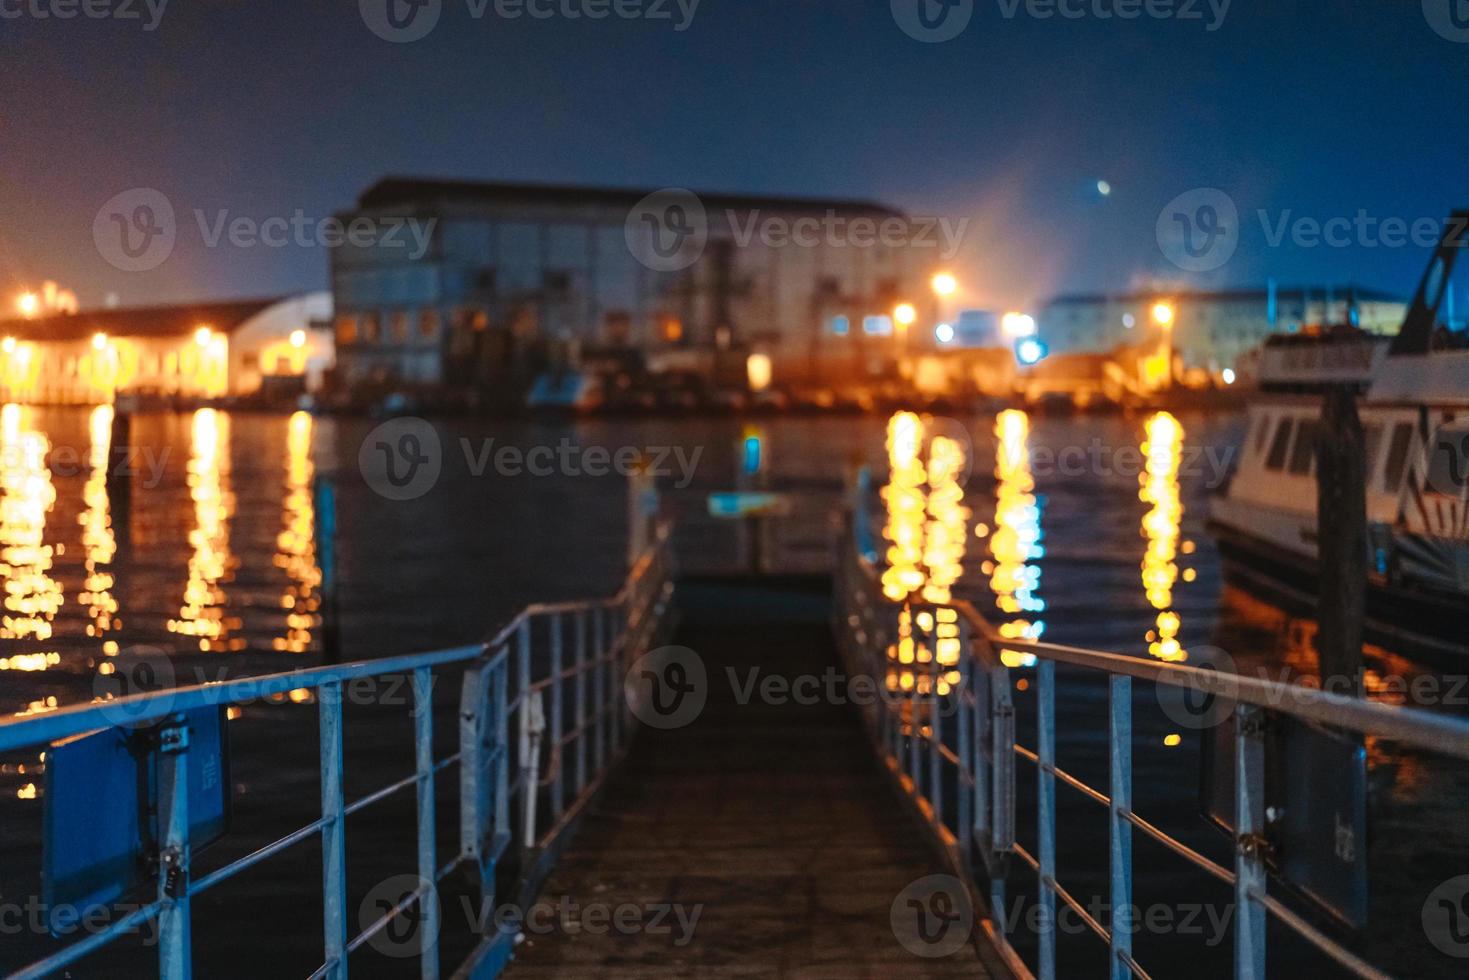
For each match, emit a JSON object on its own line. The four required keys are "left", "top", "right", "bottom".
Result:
{"left": 1208, "top": 215, "right": 1469, "bottom": 651}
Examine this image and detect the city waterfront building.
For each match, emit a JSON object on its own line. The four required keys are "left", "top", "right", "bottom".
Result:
{"left": 1037, "top": 286, "right": 1408, "bottom": 376}
{"left": 329, "top": 178, "right": 949, "bottom": 391}
{"left": 0, "top": 293, "right": 332, "bottom": 404}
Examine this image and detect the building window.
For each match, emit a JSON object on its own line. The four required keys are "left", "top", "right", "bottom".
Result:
{"left": 661, "top": 317, "right": 683, "bottom": 343}
{"left": 864, "top": 315, "right": 893, "bottom": 336}
{"left": 1264, "top": 418, "right": 1294, "bottom": 472}
{"left": 361, "top": 313, "right": 381, "bottom": 343}
{"left": 418, "top": 309, "right": 440, "bottom": 340}
{"left": 831, "top": 315, "right": 850, "bottom": 336}
{"left": 390, "top": 311, "right": 409, "bottom": 343}
{"left": 335, "top": 315, "right": 358, "bottom": 345}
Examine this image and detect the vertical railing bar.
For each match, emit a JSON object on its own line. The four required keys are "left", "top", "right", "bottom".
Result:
{"left": 574, "top": 607, "right": 589, "bottom": 797}
{"left": 1109, "top": 675, "right": 1133, "bottom": 980}
{"left": 1235, "top": 706, "right": 1267, "bottom": 979}
{"left": 549, "top": 614, "right": 565, "bottom": 819}
{"left": 157, "top": 717, "right": 192, "bottom": 980}
{"left": 956, "top": 639, "right": 973, "bottom": 870}
{"left": 517, "top": 619, "right": 532, "bottom": 845}
{"left": 319, "top": 681, "right": 348, "bottom": 980}
{"left": 927, "top": 616, "right": 942, "bottom": 829}
{"left": 1037, "top": 658, "right": 1057, "bottom": 980}
{"left": 590, "top": 605, "right": 608, "bottom": 775}
{"left": 412, "top": 667, "right": 440, "bottom": 980}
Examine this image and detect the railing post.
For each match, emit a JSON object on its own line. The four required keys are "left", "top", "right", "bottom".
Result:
{"left": 1109, "top": 675, "right": 1133, "bottom": 980}
{"left": 590, "top": 605, "right": 608, "bottom": 775}
{"left": 597, "top": 606, "right": 617, "bottom": 754}
{"left": 156, "top": 717, "right": 192, "bottom": 980}
{"left": 1234, "top": 705, "right": 1267, "bottom": 979}
{"left": 413, "top": 667, "right": 440, "bottom": 980}
{"left": 550, "top": 614, "right": 565, "bottom": 819}
{"left": 926, "top": 617, "right": 942, "bottom": 828}
{"left": 584, "top": 610, "right": 603, "bottom": 777}
{"left": 1037, "top": 658, "right": 1057, "bottom": 980}
{"left": 319, "top": 681, "right": 348, "bottom": 980}
{"left": 458, "top": 662, "right": 490, "bottom": 878}
{"left": 956, "top": 646, "right": 973, "bottom": 870}
{"left": 517, "top": 619, "right": 532, "bottom": 849}
{"left": 573, "top": 610, "right": 589, "bottom": 797}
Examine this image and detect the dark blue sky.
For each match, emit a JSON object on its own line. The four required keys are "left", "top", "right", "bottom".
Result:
{"left": 2, "top": 0, "right": 1466, "bottom": 312}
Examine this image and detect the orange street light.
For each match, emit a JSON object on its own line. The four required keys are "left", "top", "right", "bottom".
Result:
{"left": 931, "top": 272, "right": 958, "bottom": 297}
{"left": 1152, "top": 302, "right": 1175, "bottom": 327}
{"left": 894, "top": 303, "right": 918, "bottom": 327}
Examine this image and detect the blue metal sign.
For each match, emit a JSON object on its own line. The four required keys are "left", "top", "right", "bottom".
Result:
{"left": 43, "top": 707, "right": 231, "bottom": 933}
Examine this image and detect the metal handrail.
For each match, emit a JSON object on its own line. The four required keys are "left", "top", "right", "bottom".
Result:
{"left": 835, "top": 525, "right": 1453, "bottom": 980}
{"left": 1, "top": 524, "right": 675, "bottom": 980}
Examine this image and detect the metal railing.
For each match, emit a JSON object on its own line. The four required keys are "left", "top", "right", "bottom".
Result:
{"left": 0, "top": 525, "right": 674, "bottom": 980}
{"left": 835, "top": 521, "right": 1469, "bottom": 980}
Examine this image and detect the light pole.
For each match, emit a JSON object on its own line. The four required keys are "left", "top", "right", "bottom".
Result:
{"left": 1152, "top": 301, "right": 1176, "bottom": 391}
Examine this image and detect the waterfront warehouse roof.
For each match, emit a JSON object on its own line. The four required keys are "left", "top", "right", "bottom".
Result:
{"left": 1044, "top": 286, "right": 1406, "bottom": 306}
{"left": 0, "top": 298, "right": 285, "bottom": 343}
{"left": 356, "top": 176, "right": 907, "bottom": 219}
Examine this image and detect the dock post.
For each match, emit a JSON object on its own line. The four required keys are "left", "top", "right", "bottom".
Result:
{"left": 627, "top": 455, "right": 656, "bottom": 568}
{"left": 105, "top": 402, "right": 133, "bottom": 514}
{"left": 1315, "top": 386, "right": 1366, "bottom": 695}
{"left": 314, "top": 476, "right": 341, "bottom": 663}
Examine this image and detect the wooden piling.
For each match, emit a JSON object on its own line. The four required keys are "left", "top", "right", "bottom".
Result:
{"left": 1315, "top": 386, "right": 1366, "bottom": 695}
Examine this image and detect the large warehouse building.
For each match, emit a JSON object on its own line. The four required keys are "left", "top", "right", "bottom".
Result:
{"left": 329, "top": 178, "right": 952, "bottom": 391}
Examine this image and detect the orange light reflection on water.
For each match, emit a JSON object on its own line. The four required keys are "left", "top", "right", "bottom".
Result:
{"left": 168, "top": 408, "right": 239, "bottom": 650}
{"left": 274, "top": 411, "right": 320, "bottom": 653}
{"left": 988, "top": 409, "right": 1043, "bottom": 668}
{"left": 1140, "top": 412, "right": 1187, "bottom": 662}
{"left": 0, "top": 404, "right": 63, "bottom": 650}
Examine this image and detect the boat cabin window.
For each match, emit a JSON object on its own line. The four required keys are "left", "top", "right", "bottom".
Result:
{"left": 1383, "top": 422, "right": 1415, "bottom": 492}
{"left": 1425, "top": 427, "right": 1469, "bottom": 498}
{"left": 1288, "top": 420, "right": 1319, "bottom": 475}
{"left": 1251, "top": 413, "right": 1273, "bottom": 455}
{"left": 1264, "top": 418, "right": 1295, "bottom": 471}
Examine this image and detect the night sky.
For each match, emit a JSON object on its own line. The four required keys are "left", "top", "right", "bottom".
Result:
{"left": 2, "top": 1, "right": 1466, "bottom": 312}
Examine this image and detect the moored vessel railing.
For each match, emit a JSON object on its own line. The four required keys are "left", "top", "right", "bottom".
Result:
{"left": 0, "top": 525, "right": 675, "bottom": 980}
{"left": 835, "top": 521, "right": 1469, "bottom": 980}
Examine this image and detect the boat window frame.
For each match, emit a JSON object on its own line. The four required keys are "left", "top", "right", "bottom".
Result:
{"left": 1362, "top": 422, "right": 1384, "bottom": 492}
{"left": 1251, "top": 412, "right": 1273, "bottom": 456}
{"left": 1382, "top": 422, "right": 1415, "bottom": 494}
{"left": 1287, "top": 419, "right": 1319, "bottom": 476}
{"left": 1264, "top": 416, "right": 1295, "bottom": 472}
{"left": 1424, "top": 426, "right": 1469, "bottom": 500}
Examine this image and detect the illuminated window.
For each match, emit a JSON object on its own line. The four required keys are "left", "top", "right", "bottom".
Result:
{"left": 864, "top": 315, "right": 893, "bottom": 336}
{"left": 335, "top": 315, "right": 358, "bottom": 344}
{"left": 361, "top": 313, "right": 381, "bottom": 343}
{"left": 831, "top": 316, "right": 850, "bottom": 336}
{"left": 390, "top": 311, "right": 409, "bottom": 343}
{"left": 662, "top": 317, "right": 683, "bottom": 342}
{"left": 418, "top": 309, "right": 440, "bottom": 340}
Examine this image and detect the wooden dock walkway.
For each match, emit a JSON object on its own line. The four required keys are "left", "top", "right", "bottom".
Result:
{"left": 507, "top": 578, "right": 994, "bottom": 978}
